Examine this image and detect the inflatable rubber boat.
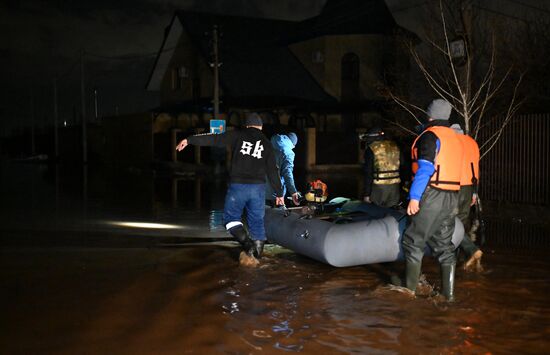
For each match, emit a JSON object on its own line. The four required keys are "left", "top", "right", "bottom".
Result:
{"left": 264, "top": 199, "right": 464, "bottom": 267}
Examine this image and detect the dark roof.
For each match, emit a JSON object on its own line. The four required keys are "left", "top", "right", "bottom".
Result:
{"left": 177, "top": 11, "right": 334, "bottom": 104}
{"left": 287, "top": 0, "right": 399, "bottom": 43}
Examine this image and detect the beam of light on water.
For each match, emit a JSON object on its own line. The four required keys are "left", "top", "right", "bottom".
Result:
{"left": 107, "top": 221, "right": 184, "bottom": 230}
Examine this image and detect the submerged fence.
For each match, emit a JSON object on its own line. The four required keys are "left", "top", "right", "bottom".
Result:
{"left": 478, "top": 113, "right": 550, "bottom": 205}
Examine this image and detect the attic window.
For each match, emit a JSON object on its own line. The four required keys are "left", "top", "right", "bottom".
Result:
{"left": 171, "top": 66, "right": 188, "bottom": 90}
{"left": 312, "top": 50, "right": 324, "bottom": 63}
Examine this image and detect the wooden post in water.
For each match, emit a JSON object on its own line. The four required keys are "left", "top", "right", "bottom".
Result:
{"left": 53, "top": 78, "right": 59, "bottom": 161}
{"left": 171, "top": 128, "right": 181, "bottom": 163}
{"left": 194, "top": 127, "right": 205, "bottom": 164}
{"left": 306, "top": 127, "right": 316, "bottom": 170}
{"left": 356, "top": 128, "right": 366, "bottom": 164}
{"left": 80, "top": 49, "right": 87, "bottom": 164}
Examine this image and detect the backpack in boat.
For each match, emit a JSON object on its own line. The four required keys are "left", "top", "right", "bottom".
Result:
{"left": 305, "top": 179, "right": 328, "bottom": 203}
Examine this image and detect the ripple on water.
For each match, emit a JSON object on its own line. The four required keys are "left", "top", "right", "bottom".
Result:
{"left": 222, "top": 302, "right": 240, "bottom": 314}
{"left": 272, "top": 320, "right": 294, "bottom": 336}
{"left": 274, "top": 342, "right": 304, "bottom": 352}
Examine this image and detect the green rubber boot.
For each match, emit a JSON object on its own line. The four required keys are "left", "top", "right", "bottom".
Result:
{"left": 405, "top": 261, "right": 422, "bottom": 293}
{"left": 390, "top": 274, "right": 404, "bottom": 287}
{"left": 441, "top": 263, "right": 456, "bottom": 302}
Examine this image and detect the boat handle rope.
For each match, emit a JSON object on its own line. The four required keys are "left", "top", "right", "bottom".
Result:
{"left": 298, "top": 230, "right": 310, "bottom": 239}
{"left": 275, "top": 205, "right": 291, "bottom": 217}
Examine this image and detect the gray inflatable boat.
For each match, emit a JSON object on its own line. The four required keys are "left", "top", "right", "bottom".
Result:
{"left": 265, "top": 201, "right": 464, "bottom": 267}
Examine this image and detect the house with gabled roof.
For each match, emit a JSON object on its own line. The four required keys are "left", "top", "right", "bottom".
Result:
{"left": 147, "top": 0, "right": 413, "bottom": 125}
{"left": 145, "top": 0, "right": 415, "bottom": 167}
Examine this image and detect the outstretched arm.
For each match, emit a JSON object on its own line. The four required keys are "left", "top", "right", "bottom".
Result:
{"left": 176, "top": 131, "right": 236, "bottom": 151}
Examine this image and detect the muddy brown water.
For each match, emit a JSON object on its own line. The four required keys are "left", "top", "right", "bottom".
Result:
{"left": 2, "top": 244, "right": 549, "bottom": 354}
{"left": 1, "top": 164, "right": 549, "bottom": 354}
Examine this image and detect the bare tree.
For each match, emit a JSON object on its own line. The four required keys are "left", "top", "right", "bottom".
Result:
{"left": 385, "top": 0, "right": 523, "bottom": 159}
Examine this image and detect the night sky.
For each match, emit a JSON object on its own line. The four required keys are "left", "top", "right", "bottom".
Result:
{"left": 0, "top": 0, "right": 326, "bottom": 135}
{"left": 1, "top": 0, "right": 548, "bottom": 135}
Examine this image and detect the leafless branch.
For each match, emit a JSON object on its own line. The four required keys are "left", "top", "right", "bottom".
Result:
{"left": 382, "top": 118, "right": 418, "bottom": 136}
{"left": 384, "top": 88, "right": 425, "bottom": 124}
{"left": 389, "top": 0, "right": 523, "bottom": 148}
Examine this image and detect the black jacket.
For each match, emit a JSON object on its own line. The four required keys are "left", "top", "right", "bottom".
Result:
{"left": 188, "top": 128, "right": 284, "bottom": 197}
{"left": 415, "top": 120, "right": 451, "bottom": 163}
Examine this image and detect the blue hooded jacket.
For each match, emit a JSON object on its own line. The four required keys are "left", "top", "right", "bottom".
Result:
{"left": 266, "top": 134, "right": 297, "bottom": 199}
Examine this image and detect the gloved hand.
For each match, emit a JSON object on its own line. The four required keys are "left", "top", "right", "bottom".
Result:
{"left": 292, "top": 192, "right": 302, "bottom": 206}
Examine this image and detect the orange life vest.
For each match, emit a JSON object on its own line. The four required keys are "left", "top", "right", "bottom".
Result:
{"left": 457, "top": 133, "right": 480, "bottom": 186}
{"left": 411, "top": 126, "right": 463, "bottom": 191}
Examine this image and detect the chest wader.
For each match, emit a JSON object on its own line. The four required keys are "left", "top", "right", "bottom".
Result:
{"left": 402, "top": 188, "right": 458, "bottom": 302}
{"left": 404, "top": 126, "right": 462, "bottom": 301}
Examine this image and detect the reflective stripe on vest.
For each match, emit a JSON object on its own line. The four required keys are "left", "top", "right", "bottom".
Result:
{"left": 457, "top": 133, "right": 480, "bottom": 186}
{"left": 369, "top": 140, "right": 401, "bottom": 185}
{"left": 411, "top": 126, "right": 463, "bottom": 191}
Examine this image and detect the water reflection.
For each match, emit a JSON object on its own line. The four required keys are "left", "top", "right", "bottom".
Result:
{"left": 107, "top": 221, "right": 184, "bottom": 229}
{"left": 209, "top": 209, "right": 225, "bottom": 231}
{"left": 0, "top": 162, "right": 549, "bottom": 354}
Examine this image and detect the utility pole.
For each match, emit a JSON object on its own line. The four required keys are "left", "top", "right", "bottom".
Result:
{"left": 212, "top": 25, "right": 220, "bottom": 120}
{"left": 80, "top": 49, "right": 87, "bottom": 164}
{"left": 94, "top": 88, "right": 98, "bottom": 121}
{"left": 53, "top": 78, "right": 59, "bottom": 161}
{"left": 30, "top": 89, "right": 35, "bottom": 156}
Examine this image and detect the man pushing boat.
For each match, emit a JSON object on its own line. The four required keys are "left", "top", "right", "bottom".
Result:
{"left": 176, "top": 112, "right": 284, "bottom": 265}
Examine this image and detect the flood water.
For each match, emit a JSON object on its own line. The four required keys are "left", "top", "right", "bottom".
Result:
{"left": 1, "top": 162, "right": 549, "bottom": 354}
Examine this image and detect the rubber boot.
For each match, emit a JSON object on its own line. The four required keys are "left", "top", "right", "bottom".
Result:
{"left": 228, "top": 225, "right": 253, "bottom": 251}
{"left": 464, "top": 249, "right": 483, "bottom": 272}
{"left": 249, "top": 240, "right": 265, "bottom": 259}
{"left": 441, "top": 263, "right": 456, "bottom": 302}
{"left": 405, "top": 261, "right": 422, "bottom": 293}
{"left": 390, "top": 274, "right": 403, "bottom": 287}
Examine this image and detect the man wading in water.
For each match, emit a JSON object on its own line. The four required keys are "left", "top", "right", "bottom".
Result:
{"left": 176, "top": 112, "right": 284, "bottom": 266}
{"left": 398, "top": 99, "right": 464, "bottom": 301}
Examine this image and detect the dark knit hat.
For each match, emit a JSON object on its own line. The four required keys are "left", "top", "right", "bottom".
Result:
{"left": 427, "top": 99, "right": 452, "bottom": 120}
{"left": 286, "top": 132, "right": 298, "bottom": 146}
{"left": 245, "top": 112, "right": 263, "bottom": 126}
